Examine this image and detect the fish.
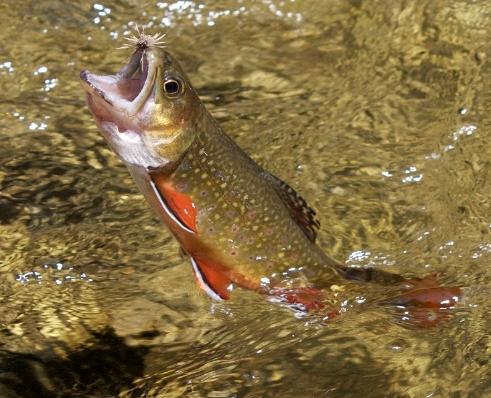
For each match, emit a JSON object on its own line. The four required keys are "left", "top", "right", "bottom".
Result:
{"left": 80, "top": 31, "right": 461, "bottom": 327}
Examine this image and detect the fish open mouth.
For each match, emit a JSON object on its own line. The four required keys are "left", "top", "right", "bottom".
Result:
{"left": 80, "top": 47, "right": 157, "bottom": 123}
{"left": 80, "top": 33, "right": 182, "bottom": 168}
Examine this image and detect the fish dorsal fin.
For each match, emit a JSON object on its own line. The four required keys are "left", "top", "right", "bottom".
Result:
{"left": 263, "top": 171, "right": 320, "bottom": 242}
{"left": 190, "top": 256, "right": 231, "bottom": 300}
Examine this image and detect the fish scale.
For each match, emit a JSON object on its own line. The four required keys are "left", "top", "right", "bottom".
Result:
{"left": 81, "top": 32, "right": 462, "bottom": 326}
{"left": 167, "top": 112, "right": 335, "bottom": 287}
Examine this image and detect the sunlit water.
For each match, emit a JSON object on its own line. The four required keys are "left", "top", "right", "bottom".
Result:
{"left": 0, "top": 1, "right": 490, "bottom": 397}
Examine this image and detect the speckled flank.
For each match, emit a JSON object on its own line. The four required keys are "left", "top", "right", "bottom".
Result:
{"left": 168, "top": 110, "right": 339, "bottom": 288}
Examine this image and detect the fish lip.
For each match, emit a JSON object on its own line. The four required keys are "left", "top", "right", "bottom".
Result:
{"left": 80, "top": 48, "right": 156, "bottom": 119}
{"left": 80, "top": 70, "right": 113, "bottom": 106}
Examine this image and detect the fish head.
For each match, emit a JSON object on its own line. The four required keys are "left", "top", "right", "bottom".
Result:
{"left": 80, "top": 35, "right": 201, "bottom": 170}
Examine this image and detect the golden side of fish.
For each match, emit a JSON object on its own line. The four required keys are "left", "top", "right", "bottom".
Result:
{"left": 81, "top": 33, "right": 462, "bottom": 326}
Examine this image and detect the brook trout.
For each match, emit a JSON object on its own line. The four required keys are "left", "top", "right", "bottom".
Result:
{"left": 80, "top": 32, "right": 461, "bottom": 327}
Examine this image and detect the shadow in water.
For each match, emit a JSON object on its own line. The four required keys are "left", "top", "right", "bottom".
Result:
{"left": 0, "top": 329, "right": 148, "bottom": 398}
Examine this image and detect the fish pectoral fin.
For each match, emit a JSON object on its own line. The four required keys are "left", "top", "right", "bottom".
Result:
{"left": 150, "top": 178, "right": 197, "bottom": 233}
{"left": 262, "top": 171, "right": 320, "bottom": 242}
{"left": 190, "top": 257, "right": 231, "bottom": 301}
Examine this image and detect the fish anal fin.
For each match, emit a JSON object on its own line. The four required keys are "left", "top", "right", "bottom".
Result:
{"left": 262, "top": 171, "right": 320, "bottom": 242}
{"left": 190, "top": 257, "right": 231, "bottom": 300}
{"left": 269, "top": 287, "right": 326, "bottom": 312}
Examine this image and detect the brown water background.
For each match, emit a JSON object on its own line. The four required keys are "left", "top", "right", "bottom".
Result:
{"left": 0, "top": 1, "right": 490, "bottom": 397}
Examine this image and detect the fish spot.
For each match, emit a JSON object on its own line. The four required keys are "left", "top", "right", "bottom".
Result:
{"left": 206, "top": 226, "right": 215, "bottom": 234}
{"left": 288, "top": 251, "right": 299, "bottom": 261}
{"left": 176, "top": 182, "right": 187, "bottom": 191}
{"left": 264, "top": 227, "right": 274, "bottom": 236}
{"left": 231, "top": 224, "right": 239, "bottom": 232}
{"left": 230, "top": 250, "right": 238, "bottom": 257}
{"left": 247, "top": 210, "right": 257, "bottom": 220}
{"left": 426, "top": 310, "right": 438, "bottom": 322}
{"left": 200, "top": 190, "right": 208, "bottom": 197}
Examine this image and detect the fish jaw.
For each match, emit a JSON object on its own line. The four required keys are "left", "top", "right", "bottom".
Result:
{"left": 80, "top": 47, "right": 155, "bottom": 130}
{"left": 80, "top": 48, "right": 181, "bottom": 169}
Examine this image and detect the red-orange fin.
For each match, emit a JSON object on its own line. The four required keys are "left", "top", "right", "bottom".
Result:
{"left": 384, "top": 275, "right": 462, "bottom": 328}
{"left": 262, "top": 172, "right": 320, "bottom": 242}
{"left": 150, "top": 180, "right": 197, "bottom": 233}
{"left": 268, "top": 287, "right": 340, "bottom": 320}
{"left": 268, "top": 287, "right": 326, "bottom": 312}
{"left": 190, "top": 257, "right": 231, "bottom": 301}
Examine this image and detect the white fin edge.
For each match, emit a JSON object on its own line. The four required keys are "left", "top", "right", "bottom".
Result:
{"left": 190, "top": 257, "right": 224, "bottom": 301}
{"left": 149, "top": 180, "right": 195, "bottom": 234}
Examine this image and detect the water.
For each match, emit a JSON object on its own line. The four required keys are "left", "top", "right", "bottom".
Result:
{"left": 0, "top": 1, "right": 490, "bottom": 396}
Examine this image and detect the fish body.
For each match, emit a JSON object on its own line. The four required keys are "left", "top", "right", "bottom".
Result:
{"left": 126, "top": 107, "right": 340, "bottom": 301}
{"left": 80, "top": 33, "right": 461, "bottom": 325}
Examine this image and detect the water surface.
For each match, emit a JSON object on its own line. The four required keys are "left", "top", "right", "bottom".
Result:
{"left": 0, "top": 1, "right": 490, "bottom": 397}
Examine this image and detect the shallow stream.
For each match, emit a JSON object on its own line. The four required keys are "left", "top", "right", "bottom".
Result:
{"left": 0, "top": 1, "right": 490, "bottom": 397}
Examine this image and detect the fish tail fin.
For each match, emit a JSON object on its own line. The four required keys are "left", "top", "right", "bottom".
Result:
{"left": 268, "top": 268, "right": 462, "bottom": 328}
{"left": 380, "top": 275, "right": 462, "bottom": 328}
{"left": 338, "top": 266, "right": 463, "bottom": 328}
{"left": 267, "top": 279, "right": 462, "bottom": 328}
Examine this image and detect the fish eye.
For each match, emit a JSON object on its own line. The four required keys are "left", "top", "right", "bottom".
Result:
{"left": 163, "top": 77, "right": 184, "bottom": 98}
